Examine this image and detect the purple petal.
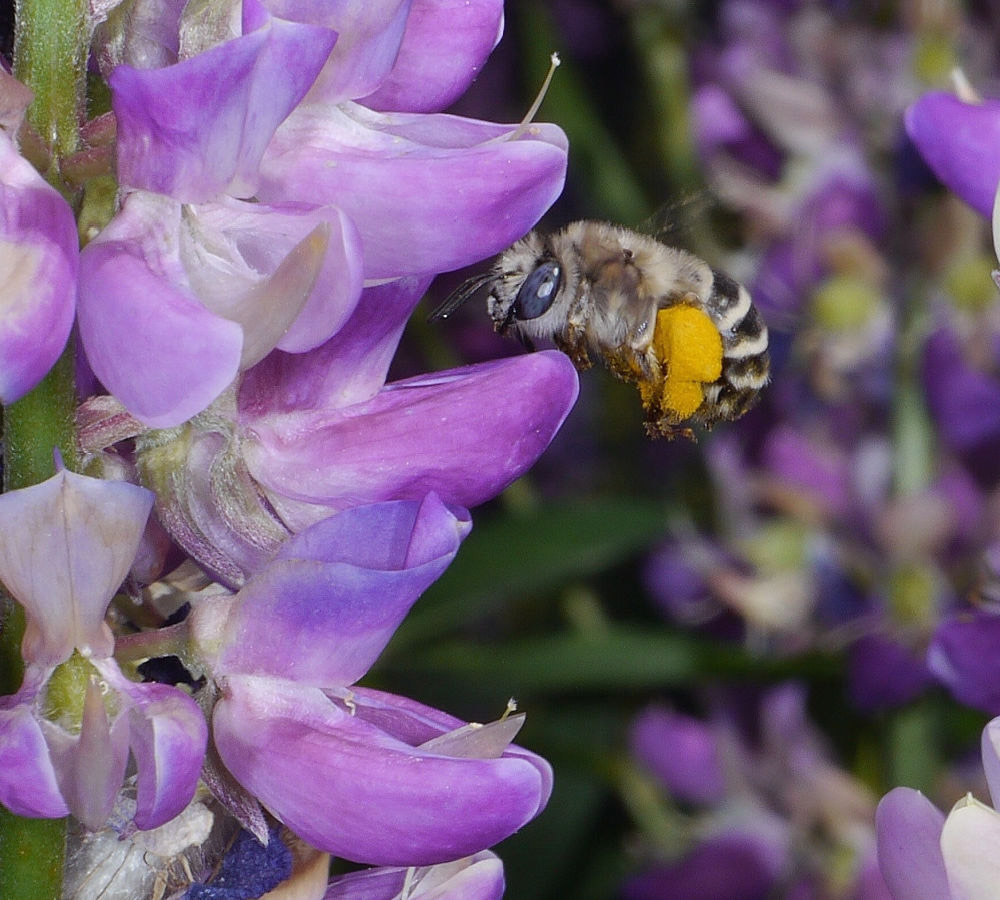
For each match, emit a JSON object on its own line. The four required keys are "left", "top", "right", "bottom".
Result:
{"left": 214, "top": 677, "right": 550, "bottom": 865}
{"left": 928, "top": 613, "right": 1000, "bottom": 715}
{"left": 629, "top": 706, "right": 725, "bottom": 805}
{"left": 361, "top": 0, "right": 505, "bottom": 113}
{"left": 78, "top": 195, "right": 244, "bottom": 427}
{"left": 0, "top": 132, "right": 77, "bottom": 404}
{"left": 982, "top": 719, "right": 1000, "bottom": 810}
{"left": 922, "top": 325, "right": 1000, "bottom": 452}
{"left": 96, "top": 659, "right": 208, "bottom": 829}
{"left": 259, "top": 104, "right": 568, "bottom": 278}
{"left": 0, "top": 469, "right": 152, "bottom": 665}
{"left": 244, "top": 352, "right": 578, "bottom": 530}
{"left": 265, "top": 0, "right": 411, "bottom": 105}
{"left": 622, "top": 829, "right": 786, "bottom": 900}
{"left": 112, "top": 10, "right": 336, "bottom": 202}
{"left": 905, "top": 92, "right": 1000, "bottom": 217}
{"left": 324, "top": 852, "right": 505, "bottom": 900}
{"left": 875, "top": 787, "right": 949, "bottom": 900}
{"left": 0, "top": 669, "right": 70, "bottom": 818}
{"left": 196, "top": 495, "right": 468, "bottom": 685}
{"left": 847, "top": 634, "right": 932, "bottom": 711}
{"left": 240, "top": 276, "right": 429, "bottom": 418}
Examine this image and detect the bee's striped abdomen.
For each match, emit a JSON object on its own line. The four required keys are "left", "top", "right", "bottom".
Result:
{"left": 700, "top": 270, "right": 770, "bottom": 425}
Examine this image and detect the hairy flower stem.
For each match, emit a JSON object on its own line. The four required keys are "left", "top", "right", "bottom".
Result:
{"left": 0, "top": 0, "right": 89, "bottom": 895}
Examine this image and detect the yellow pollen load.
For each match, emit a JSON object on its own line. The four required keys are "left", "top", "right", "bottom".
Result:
{"left": 641, "top": 305, "right": 723, "bottom": 419}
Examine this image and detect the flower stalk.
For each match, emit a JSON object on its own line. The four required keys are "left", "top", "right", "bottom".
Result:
{"left": 0, "top": 0, "right": 89, "bottom": 894}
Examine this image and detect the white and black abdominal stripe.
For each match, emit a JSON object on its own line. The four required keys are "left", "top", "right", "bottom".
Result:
{"left": 698, "top": 270, "right": 770, "bottom": 423}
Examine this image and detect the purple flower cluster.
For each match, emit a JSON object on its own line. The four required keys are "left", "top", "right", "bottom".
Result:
{"left": 0, "top": 0, "right": 578, "bottom": 895}
{"left": 624, "top": 686, "right": 888, "bottom": 899}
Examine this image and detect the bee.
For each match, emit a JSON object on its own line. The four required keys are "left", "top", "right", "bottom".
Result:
{"left": 430, "top": 221, "right": 770, "bottom": 438}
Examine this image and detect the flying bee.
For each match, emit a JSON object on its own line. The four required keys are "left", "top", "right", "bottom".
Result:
{"left": 429, "top": 220, "right": 770, "bottom": 438}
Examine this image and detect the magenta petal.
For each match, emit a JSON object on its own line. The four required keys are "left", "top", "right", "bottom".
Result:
{"left": 0, "top": 469, "right": 152, "bottom": 665}
{"left": 112, "top": 12, "right": 336, "bottom": 202}
{"left": 243, "top": 352, "right": 579, "bottom": 527}
{"left": 96, "top": 660, "right": 208, "bottom": 829}
{"left": 78, "top": 234, "right": 243, "bottom": 428}
{"left": 983, "top": 719, "right": 1000, "bottom": 810}
{"left": 240, "top": 276, "right": 432, "bottom": 417}
{"left": 875, "top": 787, "right": 949, "bottom": 900}
{"left": 905, "top": 92, "right": 1000, "bottom": 217}
{"left": 928, "top": 613, "right": 1000, "bottom": 715}
{"left": 361, "top": 0, "right": 504, "bottom": 113}
{"left": 259, "top": 104, "right": 568, "bottom": 278}
{"left": 203, "top": 495, "right": 469, "bottom": 684}
{"left": 0, "top": 671, "right": 69, "bottom": 818}
{"left": 214, "top": 677, "right": 550, "bottom": 865}
{"left": 0, "top": 132, "right": 77, "bottom": 404}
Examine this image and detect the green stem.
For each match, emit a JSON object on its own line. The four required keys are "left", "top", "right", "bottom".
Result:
{"left": 1, "top": 0, "right": 90, "bottom": 894}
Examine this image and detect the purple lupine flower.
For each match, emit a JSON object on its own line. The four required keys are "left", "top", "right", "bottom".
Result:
{"left": 0, "top": 125, "right": 78, "bottom": 404}
{"left": 928, "top": 612, "right": 1000, "bottom": 715}
{"left": 78, "top": 0, "right": 567, "bottom": 428}
{"left": 625, "top": 684, "right": 888, "bottom": 897}
{"left": 876, "top": 718, "right": 1000, "bottom": 898}
{"left": 0, "top": 466, "right": 206, "bottom": 829}
{"left": 130, "top": 275, "right": 578, "bottom": 587}
{"left": 324, "top": 851, "right": 505, "bottom": 900}
{"left": 187, "top": 494, "right": 552, "bottom": 864}
{"left": 629, "top": 706, "right": 726, "bottom": 806}
{"left": 905, "top": 91, "right": 1000, "bottom": 218}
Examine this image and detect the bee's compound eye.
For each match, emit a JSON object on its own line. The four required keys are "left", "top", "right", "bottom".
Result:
{"left": 514, "top": 260, "right": 562, "bottom": 320}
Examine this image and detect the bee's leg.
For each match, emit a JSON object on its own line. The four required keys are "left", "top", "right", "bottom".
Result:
{"left": 555, "top": 327, "right": 592, "bottom": 370}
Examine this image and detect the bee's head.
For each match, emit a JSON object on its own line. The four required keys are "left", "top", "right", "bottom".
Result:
{"left": 488, "top": 233, "right": 568, "bottom": 335}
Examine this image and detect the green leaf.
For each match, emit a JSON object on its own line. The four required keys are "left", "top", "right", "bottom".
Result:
{"left": 388, "top": 497, "right": 670, "bottom": 651}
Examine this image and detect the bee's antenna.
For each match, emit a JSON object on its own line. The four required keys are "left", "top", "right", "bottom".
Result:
{"left": 428, "top": 270, "right": 498, "bottom": 322}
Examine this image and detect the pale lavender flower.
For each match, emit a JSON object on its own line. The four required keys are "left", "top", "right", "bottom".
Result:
{"left": 0, "top": 466, "right": 206, "bottom": 829}
{"left": 187, "top": 494, "right": 552, "bottom": 864}
{"left": 876, "top": 718, "right": 1000, "bottom": 898}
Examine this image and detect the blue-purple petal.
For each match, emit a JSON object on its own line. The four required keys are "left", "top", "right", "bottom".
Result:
{"left": 875, "top": 787, "right": 949, "bottom": 900}
{"left": 629, "top": 706, "right": 726, "bottom": 805}
{"left": 928, "top": 613, "right": 1000, "bottom": 715}
{"left": 201, "top": 495, "right": 469, "bottom": 685}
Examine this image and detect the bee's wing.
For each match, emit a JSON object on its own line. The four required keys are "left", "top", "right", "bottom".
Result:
{"left": 427, "top": 271, "right": 497, "bottom": 322}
